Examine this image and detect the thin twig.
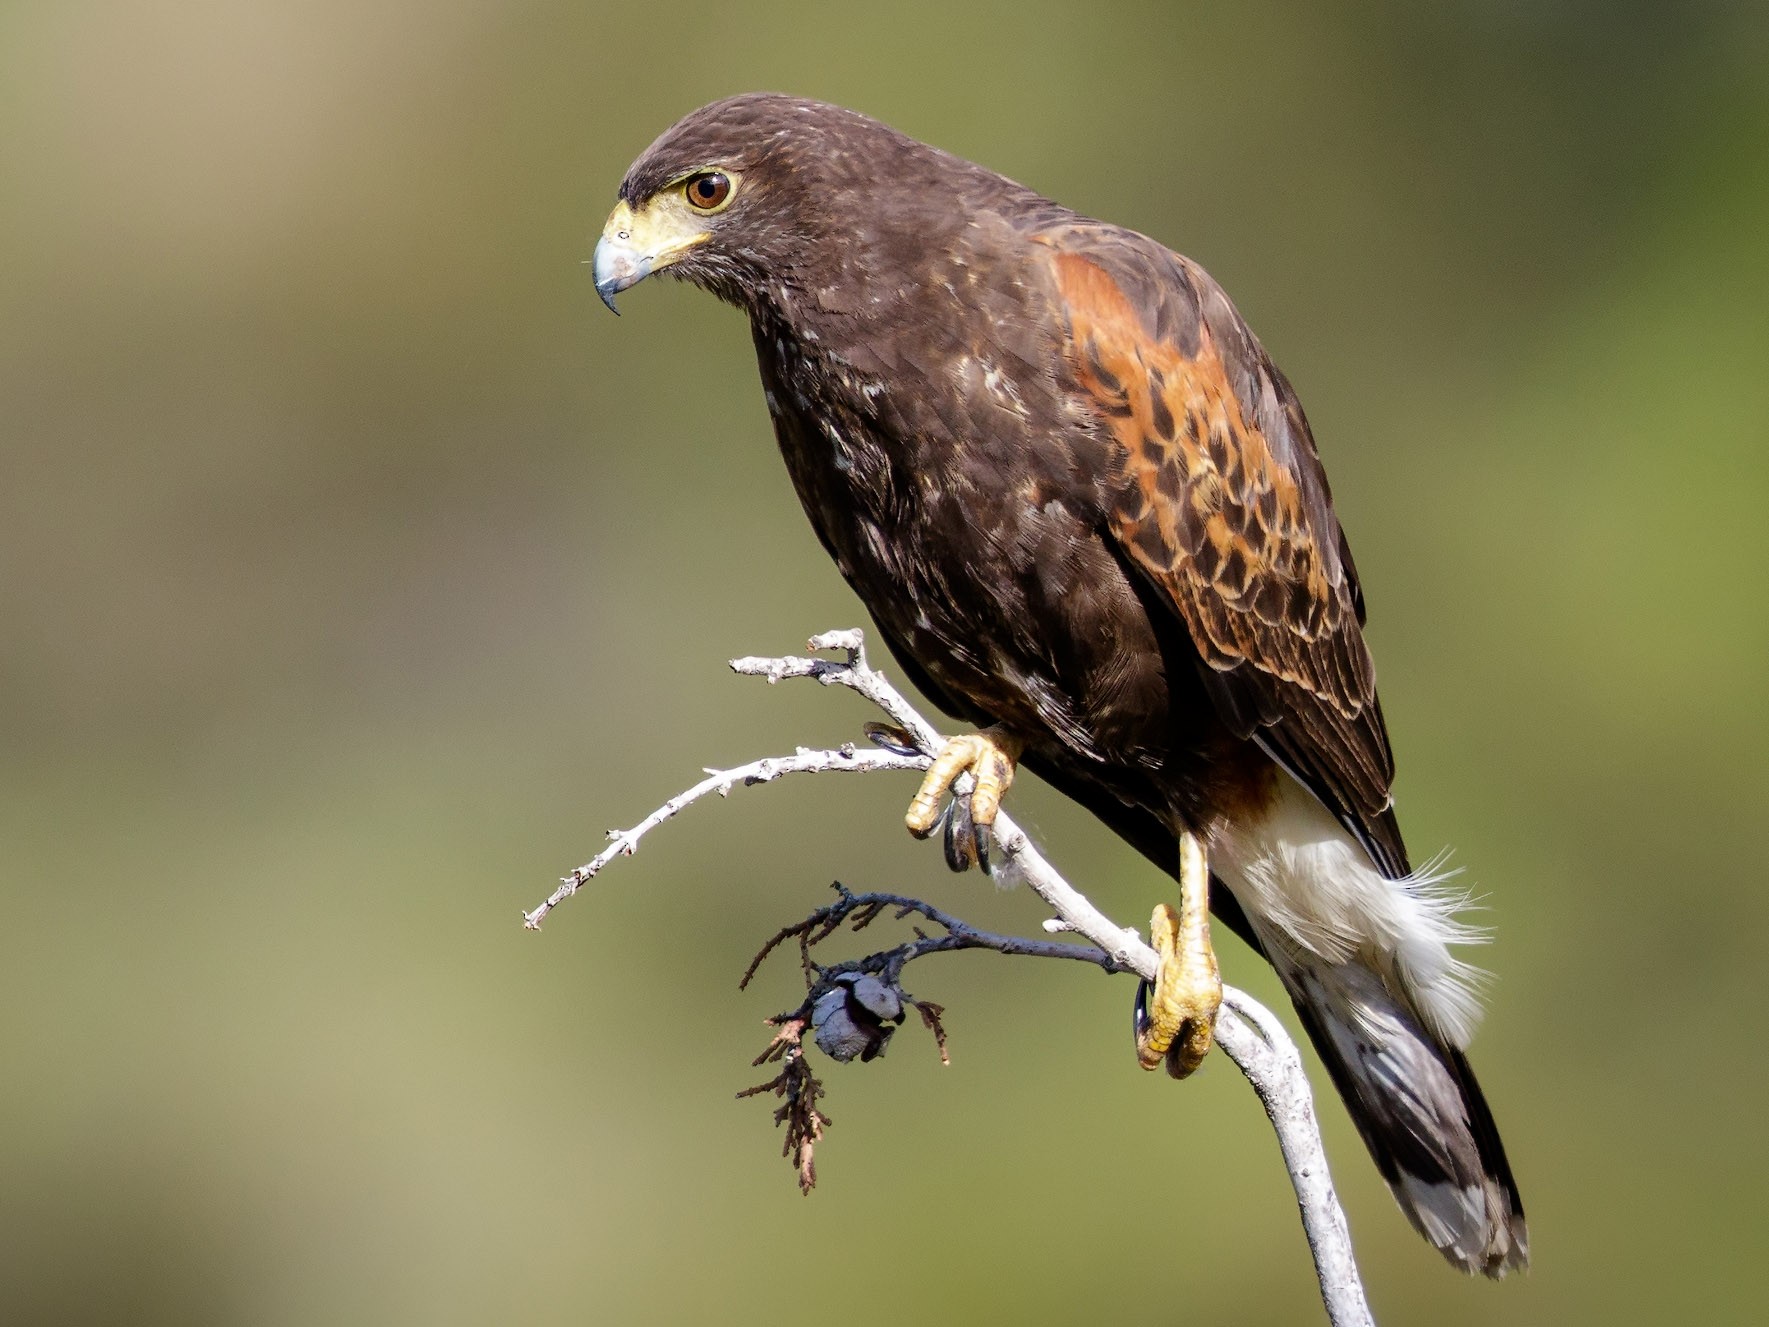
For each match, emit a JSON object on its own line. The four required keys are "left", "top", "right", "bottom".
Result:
{"left": 739, "top": 883, "right": 1124, "bottom": 993}
{"left": 523, "top": 745, "right": 924, "bottom": 929}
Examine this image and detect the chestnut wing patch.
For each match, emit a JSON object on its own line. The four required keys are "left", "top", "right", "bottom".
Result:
{"left": 1044, "top": 233, "right": 1406, "bottom": 877}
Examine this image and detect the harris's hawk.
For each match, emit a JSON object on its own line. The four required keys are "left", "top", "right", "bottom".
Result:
{"left": 594, "top": 93, "right": 1527, "bottom": 1276}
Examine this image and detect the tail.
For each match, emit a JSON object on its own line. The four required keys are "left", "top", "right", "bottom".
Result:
{"left": 1283, "top": 959, "right": 1529, "bottom": 1276}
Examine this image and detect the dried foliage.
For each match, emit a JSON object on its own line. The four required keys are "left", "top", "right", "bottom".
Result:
{"left": 907, "top": 998, "right": 950, "bottom": 1065}
{"left": 733, "top": 883, "right": 1118, "bottom": 1189}
{"left": 736, "top": 1019, "right": 828, "bottom": 1193}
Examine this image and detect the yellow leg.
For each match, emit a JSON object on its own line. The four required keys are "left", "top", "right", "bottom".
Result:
{"left": 903, "top": 726, "right": 1023, "bottom": 839}
{"left": 1134, "top": 831, "right": 1222, "bottom": 1079}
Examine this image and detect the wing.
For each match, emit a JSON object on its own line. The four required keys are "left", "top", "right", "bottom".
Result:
{"left": 1036, "top": 223, "right": 1409, "bottom": 878}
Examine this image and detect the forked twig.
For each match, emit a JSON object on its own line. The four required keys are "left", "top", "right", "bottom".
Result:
{"left": 526, "top": 629, "right": 1375, "bottom": 1327}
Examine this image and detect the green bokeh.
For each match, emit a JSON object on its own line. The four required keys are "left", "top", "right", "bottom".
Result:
{"left": 3, "top": 2, "right": 1765, "bottom": 1322}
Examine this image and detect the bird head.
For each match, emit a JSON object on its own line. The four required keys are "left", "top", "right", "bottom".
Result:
{"left": 593, "top": 93, "right": 1006, "bottom": 316}
{"left": 594, "top": 93, "right": 877, "bottom": 314}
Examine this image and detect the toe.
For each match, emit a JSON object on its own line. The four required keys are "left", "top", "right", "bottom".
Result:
{"left": 1163, "top": 1016, "right": 1215, "bottom": 1079}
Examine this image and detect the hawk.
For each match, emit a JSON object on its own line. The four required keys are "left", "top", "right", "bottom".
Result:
{"left": 594, "top": 93, "right": 1526, "bottom": 1276}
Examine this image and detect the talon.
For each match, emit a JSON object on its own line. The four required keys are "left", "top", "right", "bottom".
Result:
{"left": 942, "top": 800, "right": 976, "bottom": 873}
{"left": 903, "top": 726, "right": 1022, "bottom": 840}
{"left": 863, "top": 722, "right": 922, "bottom": 758}
{"left": 1133, "top": 834, "right": 1222, "bottom": 1079}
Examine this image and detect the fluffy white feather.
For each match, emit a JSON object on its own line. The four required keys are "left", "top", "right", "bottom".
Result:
{"left": 1211, "top": 776, "right": 1487, "bottom": 1047}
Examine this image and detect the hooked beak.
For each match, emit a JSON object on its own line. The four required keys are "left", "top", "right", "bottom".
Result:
{"left": 593, "top": 231, "right": 648, "bottom": 316}
{"left": 592, "top": 198, "right": 707, "bottom": 314}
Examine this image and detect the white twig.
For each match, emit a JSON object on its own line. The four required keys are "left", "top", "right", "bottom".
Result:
{"left": 527, "top": 630, "right": 1375, "bottom": 1327}
{"left": 523, "top": 744, "right": 924, "bottom": 929}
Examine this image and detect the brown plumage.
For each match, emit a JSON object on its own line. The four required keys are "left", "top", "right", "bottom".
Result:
{"left": 596, "top": 92, "right": 1526, "bottom": 1275}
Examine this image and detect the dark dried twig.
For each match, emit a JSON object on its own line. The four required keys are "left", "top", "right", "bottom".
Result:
{"left": 738, "top": 882, "right": 1088, "bottom": 1185}
{"left": 741, "top": 882, "right": 1125, "bottom": 995}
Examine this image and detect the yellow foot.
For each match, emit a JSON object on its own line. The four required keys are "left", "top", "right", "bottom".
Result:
{"left": 1133, "top": 835, "right": 1222, "bottom": 1078}
{"left": 903, "top": 726, "right": 1023, "bottom": 841}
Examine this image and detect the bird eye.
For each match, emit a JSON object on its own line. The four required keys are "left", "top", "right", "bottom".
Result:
{"left": 684, "top": 171, "right": 732, "bottom": 212}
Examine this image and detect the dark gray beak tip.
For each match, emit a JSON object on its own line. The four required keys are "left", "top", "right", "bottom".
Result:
{"left": 596, "top": 282, "right": 621, "bottom": 316}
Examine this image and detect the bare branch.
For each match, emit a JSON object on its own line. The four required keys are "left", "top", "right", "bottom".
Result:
{"left": 530, "top": 630, "right": 1375, "bottom": 1327}
{"left": 523, "top": 744, "right": 924, "bottom": 929}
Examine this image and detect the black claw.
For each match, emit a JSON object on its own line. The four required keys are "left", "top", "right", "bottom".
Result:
{"left": 1133, "top": 978, "right": 1152, "bottom": 1045}
{"left": 862, "top": 721, "right": 922, "bottom": 757}
{"left": 973, "top": 820, "right": 992, "bottom": 876}
{"left": 942, "top": 800, "right": 976, "bottom": 872}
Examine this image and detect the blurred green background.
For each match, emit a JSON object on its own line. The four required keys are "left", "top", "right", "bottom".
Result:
{"left": 3, "top": 1, "right": 1766, "bottom": 1322}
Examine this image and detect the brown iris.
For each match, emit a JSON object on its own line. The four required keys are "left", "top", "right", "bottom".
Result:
{"left": 684, "top": 171, "right": 731, "bottom": 211}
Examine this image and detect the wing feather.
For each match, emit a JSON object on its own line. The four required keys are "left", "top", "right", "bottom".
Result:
{"left": 1039, "top": 225, "right": 1408, "bottom": 877}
